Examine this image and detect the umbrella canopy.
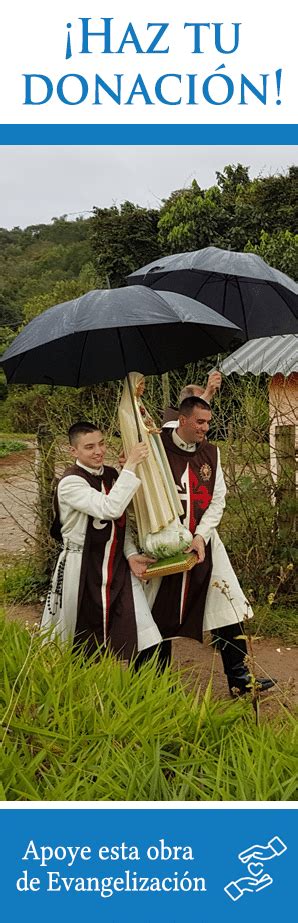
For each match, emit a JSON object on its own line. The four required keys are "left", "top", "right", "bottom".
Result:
{"left": 1, "top": 285, "right": 242, "bottom": 387}
{"left": 220, "top": 334, "right": 298, "bottom": 377}
{"left": 127, "top": 246, "right": 298, "bottom": 341}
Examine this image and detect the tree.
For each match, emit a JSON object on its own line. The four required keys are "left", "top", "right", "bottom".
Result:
{"left": 157, "top": 164, "right": 297, "bottom": 256}
{"left": 158, "top": 180, "right": 222, "bottom": 253}
{"left": 23, "top": 263, "right": 100, "bottom": 323}
{"left": 0, "top": 216, "right": 94, "bottom": 310}
{"left": 91, "top": 201, "right": 160, "bottom": 288}
{"left": 245, "top": 230, "right": 298, "bottom": 280}
{"left": 158, "top": 165, "right": 253, "bottom": 253}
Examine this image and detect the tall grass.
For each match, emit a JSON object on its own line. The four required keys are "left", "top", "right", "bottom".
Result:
{"left": 1, "top": 616, "right": 297, "bottom": 802}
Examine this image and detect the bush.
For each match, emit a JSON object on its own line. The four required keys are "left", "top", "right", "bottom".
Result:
{"left": 0, "top": 559, "right": 47, "bottom": 605}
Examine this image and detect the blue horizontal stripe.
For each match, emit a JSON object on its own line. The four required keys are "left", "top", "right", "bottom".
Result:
{"left": 0, "top": 124, "right": 296, "bottom": 144}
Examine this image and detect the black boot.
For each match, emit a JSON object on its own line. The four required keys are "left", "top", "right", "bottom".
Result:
{"left": 134, "top": 640, "right": 172, "bottom": 673}
{"left": 225, "top": 662, "right": 277, "bottom": 696}
{"left": 211, "top": 623, "right": 276, "bottom": 696}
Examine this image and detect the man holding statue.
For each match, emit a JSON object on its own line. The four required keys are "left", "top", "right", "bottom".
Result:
{"left": 119, "top": 371, "right": 275, "bottom": 695}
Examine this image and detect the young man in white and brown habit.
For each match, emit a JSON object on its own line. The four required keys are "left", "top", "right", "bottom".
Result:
{"left": 147, "top": 397, "right": 276, "bottom": 695}
{"left": 41, "top": 422, "right": 161, "bottom": 661}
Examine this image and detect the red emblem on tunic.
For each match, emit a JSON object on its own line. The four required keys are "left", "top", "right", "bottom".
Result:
{"left": 178, "top": 465, "right": 212, "bottom": 533}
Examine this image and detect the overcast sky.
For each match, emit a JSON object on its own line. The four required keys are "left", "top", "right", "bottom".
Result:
{"left": 0, "top": 145, "right": 297, "bottom": 229}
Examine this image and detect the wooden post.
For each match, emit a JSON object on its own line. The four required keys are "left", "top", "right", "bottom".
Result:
{"left": 161, "top": 372, "right": 170, "bottom": 410}
{"left": 275, "top": 424, "right": 296, "bottom": 542}
{"left": 35, "top": 426, "right": 56, "bottom": 575}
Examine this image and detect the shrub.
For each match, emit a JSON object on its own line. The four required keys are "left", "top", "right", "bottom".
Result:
{"left": 0, "top": 559, "right": 47, "bottom": 605}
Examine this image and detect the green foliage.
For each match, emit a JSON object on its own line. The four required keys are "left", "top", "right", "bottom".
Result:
{"left": 23, "top": 263, "right": 100, "bottom": 323}
{"left": 91, "top": 200, "right": 160, "bottom": 288}
{"left": 210, "top": 375, "right": 297, "bottom": 602}
{"left": 0, "top": 216, "right": 95, "bottom": 330}
{"left": 158, "top": 181, "right": 221, "bottom": 253}
{"left": 245, "top": 229, "right": 298, "bottom": 280}
{"left": 1, "top": 380, "right": 123, "bottom": 436}
{"left": 1, "top": 166, "right": 296, "bottom": 350}
{"left": 1, "top": 386, "right": 54, "bottom": 433}
{"left": 0, "top": 559, "right": 47, "bottom": 605}
{"left": 0, "top": 326, "right": 16, "bottom": 353}
{"left": 158, "top": 164, "right": 297, "bottom": 258}
{"left": 0, "top": 439, "right": 26, "bottom": 457}
{"left": 0, "top": 327, "right": 13, "bottom": 403}
{"left": 237, "top": 166, "right": 298, "bottom": 238}
{"left": 254, "top": 604, "right": 298, "bottom": 645}
{"left": 0, "top": 615, "right": 296, "bottom": 801}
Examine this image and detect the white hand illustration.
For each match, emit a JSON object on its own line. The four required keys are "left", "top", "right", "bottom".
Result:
{"left": 225, "top": 873, "right": 273, "bottom": 902}
{"left": 239, "top": 836, "right": 287, "bottom": 864}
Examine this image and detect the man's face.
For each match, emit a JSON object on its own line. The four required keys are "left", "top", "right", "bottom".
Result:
{"left": 70, "top": 430, "right": 106, "bottom": 468}
{"left": 178, "top": 407, "right": 212, "bottom": 444}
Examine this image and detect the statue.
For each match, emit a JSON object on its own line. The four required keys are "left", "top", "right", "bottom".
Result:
{"left": 118, "top": 372, "right": 192, "bottom": 559}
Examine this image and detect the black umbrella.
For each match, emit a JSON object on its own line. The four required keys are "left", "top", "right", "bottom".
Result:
{"left": 1, "top": 284, "right": 242, "bottom": 387}
{"left": 127, "top": 247, "right": 298, "bottom": 341}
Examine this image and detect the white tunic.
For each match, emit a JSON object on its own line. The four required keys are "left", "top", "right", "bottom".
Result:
{"left": 41, "top": 462, "right": 162, "bottom": 651}
{"left": 145, "top": 439, "right": 253, "bottom": 631}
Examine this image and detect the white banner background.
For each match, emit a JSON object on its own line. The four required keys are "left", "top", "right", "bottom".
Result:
{"left": 0, "top": 0, "right": 295, "bottom": 125}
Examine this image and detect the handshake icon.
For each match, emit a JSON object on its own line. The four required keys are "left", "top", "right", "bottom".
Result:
{"left": 224, "top": 836, "right": 287, "bottom": 902}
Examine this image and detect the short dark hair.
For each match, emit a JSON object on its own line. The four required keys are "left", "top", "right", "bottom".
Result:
{"left": 179, "top": 396, "right": 211, "bottom": 417}
{"left": 68, "top": 421, "right": 100, "bottom": 446}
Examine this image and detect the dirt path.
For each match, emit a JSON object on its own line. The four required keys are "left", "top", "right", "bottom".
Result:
{"left": 0, "top": 447, "right": 37, "bottom": 553}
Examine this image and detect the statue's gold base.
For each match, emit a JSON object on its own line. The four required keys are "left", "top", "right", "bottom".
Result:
{"left": 144, "top": 552, "right": 197, "bottom": 579}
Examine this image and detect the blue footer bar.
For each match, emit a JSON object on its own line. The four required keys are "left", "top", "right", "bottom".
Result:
{"left": 0, "top": 808, "right": 296, "bottom": 921}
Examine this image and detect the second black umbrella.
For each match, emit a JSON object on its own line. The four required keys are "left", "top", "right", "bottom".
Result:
{"left": 127, "top": 247, "right": 298, "bottom": 340}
